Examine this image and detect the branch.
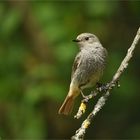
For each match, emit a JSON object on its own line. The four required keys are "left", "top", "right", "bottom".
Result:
{"left": 71, "top": 27, "right": 140, "bottom": 140}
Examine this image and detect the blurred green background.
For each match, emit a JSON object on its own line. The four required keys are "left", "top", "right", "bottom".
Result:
{"left": 0, "top": 1, "right": 140, "bottom": 139}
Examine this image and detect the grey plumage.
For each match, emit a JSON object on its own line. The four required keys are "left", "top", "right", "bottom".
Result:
{"left": 59, "top": 33, "right": 107, "bottom": 115}
{"left": 71, "top": 33, "right": 107, "bottom": 90}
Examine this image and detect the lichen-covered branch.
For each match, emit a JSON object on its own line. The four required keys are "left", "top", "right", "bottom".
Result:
{"left": 72, "top": 27, "right": 140, "bottom": 140}
{"left": 74, "top": 90, "right": 99, "bottom": 119}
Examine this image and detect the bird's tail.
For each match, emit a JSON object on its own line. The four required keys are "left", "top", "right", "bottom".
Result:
{"left": 58, "top": 88, "right": 80, "bottom": 115}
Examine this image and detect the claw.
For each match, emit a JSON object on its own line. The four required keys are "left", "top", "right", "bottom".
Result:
{"left": 96, "top": 82, "right": 109, "bottom": 92}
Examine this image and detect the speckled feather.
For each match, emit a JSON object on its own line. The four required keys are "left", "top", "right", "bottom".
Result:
{"left": 71, "top": 41, "right": 107, "bottom": 89}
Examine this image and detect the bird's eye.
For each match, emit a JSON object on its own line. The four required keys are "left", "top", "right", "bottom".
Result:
{"left": 85, "top": 37, "right": 89, "bottom": 40}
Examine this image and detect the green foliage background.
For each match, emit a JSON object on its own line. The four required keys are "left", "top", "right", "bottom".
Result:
{"left": 0, "top": 1, "right": 140, "bottom": 139}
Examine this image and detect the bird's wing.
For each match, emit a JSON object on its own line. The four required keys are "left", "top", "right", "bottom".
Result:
{"left": 71, "top": 52, "right": 81, "bottom": 79}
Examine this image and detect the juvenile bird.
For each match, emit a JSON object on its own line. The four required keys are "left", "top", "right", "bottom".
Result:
{"left": 58, "top": 33, "right": 108, "bottom": 115}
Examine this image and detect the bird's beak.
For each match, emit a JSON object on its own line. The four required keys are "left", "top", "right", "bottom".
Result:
{"left": 72, "top": 39, "right": 80, "bottom": 42}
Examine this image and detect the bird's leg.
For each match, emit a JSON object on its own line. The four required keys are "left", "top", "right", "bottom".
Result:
{"left": 96, "top": 82, "right": 109, "bottom": 92}
{"left": 80, "top": 90, "right": 87, "bottom": 99}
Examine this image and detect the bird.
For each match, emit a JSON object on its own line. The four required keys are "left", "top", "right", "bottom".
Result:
{"left": 58, "top": 33, "right": 108, "bottom": 115}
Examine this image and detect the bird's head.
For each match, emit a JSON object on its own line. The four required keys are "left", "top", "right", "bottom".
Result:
{"left": 73, "top": 33, "right": 100, "bottom": 48}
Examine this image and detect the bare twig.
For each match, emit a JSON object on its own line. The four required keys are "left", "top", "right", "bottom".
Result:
{"left": 74, "top": 90, "right": 99, "bottom": 119}
{"left": 71, "top": 27, "right": 140, "bottom": 140}
{"left": 74, "top": 83, "right": 110, "bottom": 119}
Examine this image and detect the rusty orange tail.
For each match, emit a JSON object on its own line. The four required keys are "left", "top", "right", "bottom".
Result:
{"left": 58, "top": 87, "right": 80, "bottom": 115}
{"left": 58, "top": 95, "right": 75, "bottom": 115}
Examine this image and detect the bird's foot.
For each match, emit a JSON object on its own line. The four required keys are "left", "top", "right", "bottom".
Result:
{"left": 80, "top": 90, "right": 87, "bottom": 99}
{"left": 80, "top": 90, "right": 94, "bottom": 103}
{"left": 96, "top": 82, "right": 109, "bottom": 92}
